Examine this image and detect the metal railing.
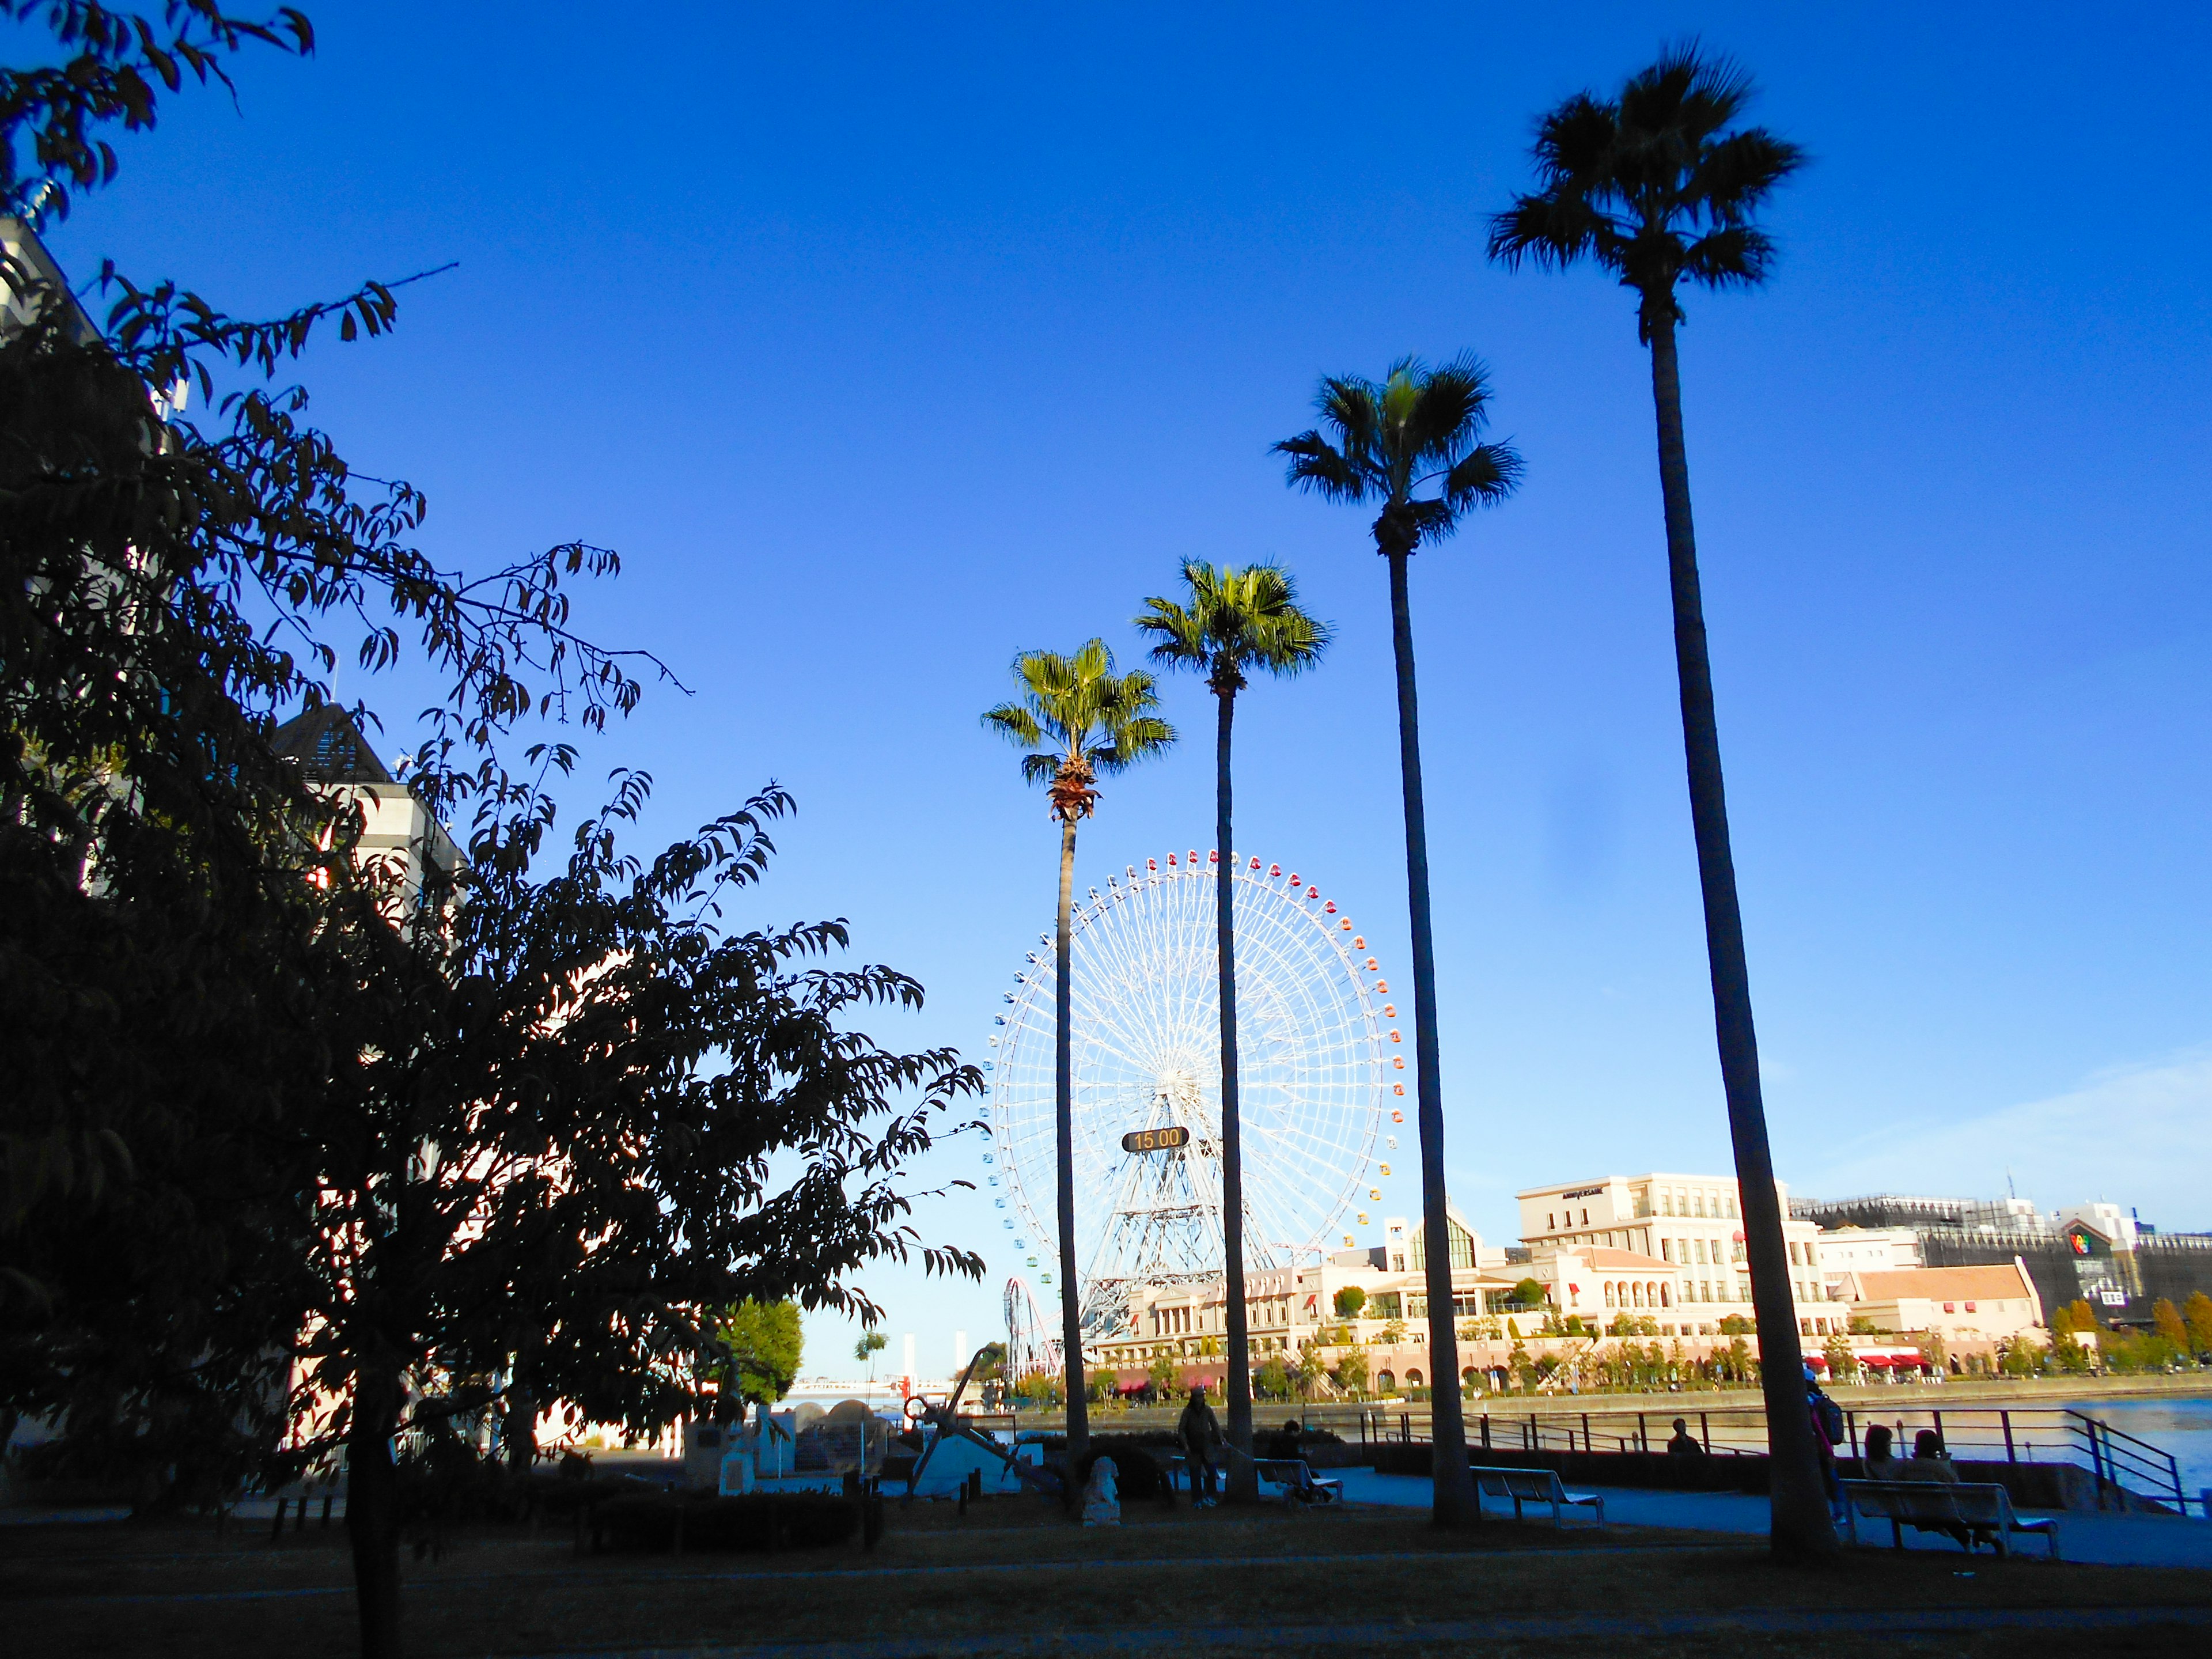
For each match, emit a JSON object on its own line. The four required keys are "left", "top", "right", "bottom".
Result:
{"left": 1297, "top": 1401, "right": 2195, "bottom": 1516}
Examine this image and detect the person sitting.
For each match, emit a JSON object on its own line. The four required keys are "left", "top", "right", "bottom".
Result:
{"left": 1665, "top": 1417, "right": 1705, "bottom": 1458}
{"left": 1861, "top": 1422, "right": 1898, "bottom": 1474}
{"left": 1863, "top": 1426, "right": 1973, "bottom": 1550}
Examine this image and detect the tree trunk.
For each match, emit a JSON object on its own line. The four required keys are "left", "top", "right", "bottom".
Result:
{"left": 1215, "top": 685, "right": 1256, "bottom": 1502}
{"left": 1646, "top": 313, "right": 1837, "bottom": 1561}
{"left": 1054, "top": 810, "right": 1089, "bottom": 1457}
{"left": 347, "top": 1363, "right": 406, "bottom": 1659}
{"left": 1382, "top": 541, "right": 1477, "bottom": 1528}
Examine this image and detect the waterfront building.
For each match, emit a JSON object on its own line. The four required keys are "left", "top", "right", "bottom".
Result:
{"left": 1517, "top": 1173, "right": 1844, "bottom": 1338}
{"left": 1841, "top": 1263, "right": 2043, "bottom": 1344}
{"left": 1085, "top": 1201, "right": 1524, "bottom": 1392}
{"left": 1793, "top": 1191, "right": 2212, "bottom": 1332}
{"left": 1812, "top": 1225, "right": 1922, "bottom": 1303}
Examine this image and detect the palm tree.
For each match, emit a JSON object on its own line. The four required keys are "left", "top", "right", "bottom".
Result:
{"left": 982, "top": 640, "right": 1175, "bottom": 1459}
{"left": 1135, "top": 562, "right": 1331, "bottom": 1502}
{"left": 1485, "top": 46, "right": 1832, "bottom": 1559}
{"left": 1273, "top": 357, "right": 1520, "bottom": 1527}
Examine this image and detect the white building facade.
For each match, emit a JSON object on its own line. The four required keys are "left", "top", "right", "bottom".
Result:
{"left": 1518, "top": 1172, "right": 1847, "bottom": 1339}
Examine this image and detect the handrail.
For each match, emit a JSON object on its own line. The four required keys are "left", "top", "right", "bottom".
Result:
{"left": 1317, "top": 1398, "right": 2198, "bottom": 1515}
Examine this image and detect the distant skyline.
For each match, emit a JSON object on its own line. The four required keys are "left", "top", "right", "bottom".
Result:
{"left": 39, "top": 1, "right": 2211, "bottom": 1368}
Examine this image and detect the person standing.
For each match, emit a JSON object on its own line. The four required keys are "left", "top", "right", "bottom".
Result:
{"left": 1804, "top": 1365, "right": 1847, "bottom": 1522}
{"left": 1179, "top": 1388, "right": 1225, "bottom": 1508}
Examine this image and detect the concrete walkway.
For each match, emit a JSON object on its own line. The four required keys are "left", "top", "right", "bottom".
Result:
{"left": 1332, "top": 1467, "right": 2212, "bottom": 1568}
{"left": 536, "top": 1605, "right": 2212, "bottom": 1659}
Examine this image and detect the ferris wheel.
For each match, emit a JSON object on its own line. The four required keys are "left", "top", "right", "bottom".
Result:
{"left": 985, "top": 851, "right": 1393, "bottom": 1335}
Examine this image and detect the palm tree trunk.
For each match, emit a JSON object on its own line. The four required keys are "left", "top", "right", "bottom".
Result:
{"left": 1214, "top": 685, "right": 1256, "bottom": 1501}
{"left": 1646, "top": 313, "right": 1836, "bottom": 1561}
{"left": 346, "top": 1361, "right": 406, "bottom": 1659}
{"left": 1382, "top": 543, "right": 1477, "bottom": 1528}
{"left": 1054, "top": 810, "right": 1089, "bottom": 1458}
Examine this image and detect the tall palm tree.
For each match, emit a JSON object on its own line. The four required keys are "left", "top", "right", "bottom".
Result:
{"left": 1485, "top": 46, "right": 1832, "bottom": 1559}
{"left": 1135, "top": 562, "right": 1331, "bottom": 1502}
{"left": 1273, "top": 358, "right": 1520, "bottom": 1527}
{"left": 982, "top": 640, "right": 1174, "bottom": 1459}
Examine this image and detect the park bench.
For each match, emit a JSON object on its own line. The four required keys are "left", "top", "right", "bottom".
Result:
{"left": 1839, "top": 1479, "right": 2061, "bottom": 1560}
{"left": 1252, "top": 1457, "right": 1342, "bottom": 1505}
{"left": 1469, "top": 1465, "right": 1605, "bottom": 1530}
{"left": 1163, "top": 1451, "right": 1342, "bottom": 1505}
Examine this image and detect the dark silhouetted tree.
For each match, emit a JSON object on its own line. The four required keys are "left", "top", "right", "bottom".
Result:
{"left": 1275, "top": 357, "right": 1520, "bottom": 1526}
{"left": 1487, "top": 44, "right": 1825, "bottom": 1559}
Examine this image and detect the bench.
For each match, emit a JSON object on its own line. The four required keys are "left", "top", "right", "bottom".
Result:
{"left": 1840, "top": 1479, "right": 2061, "bottom": 1560}
{"left": 1165, "top": 1451, "right": 1342, "bottom": 1505}
{"left": 1469, "top": 1465, "right": 1605, "bottom": 1529}
{"left": 1252, "top": 1457, "right": 1342, "bottom": 1505}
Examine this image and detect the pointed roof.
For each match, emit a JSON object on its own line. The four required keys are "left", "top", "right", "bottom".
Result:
{"left": 272, "top": 704, "right": 393, "bottom": 785}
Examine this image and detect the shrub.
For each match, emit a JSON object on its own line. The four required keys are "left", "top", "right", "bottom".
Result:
{"left": 1333, "top": 1286, "right": 1368, "bottom": 1318}
{"left": 593, "top": 1491, "right": 857, "bottom": 1552}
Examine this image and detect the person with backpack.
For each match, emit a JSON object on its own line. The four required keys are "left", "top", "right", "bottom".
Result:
{"left": 1805, "top": 1364, "right": 1847, "bottom": 1522}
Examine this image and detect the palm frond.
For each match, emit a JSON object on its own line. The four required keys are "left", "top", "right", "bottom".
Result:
{"left": 986, "top": 640, "right": 1174, "bottom": 794}
{"left": 1486, "top": 191, "right": 1609, "bottom": 271}
{"left": 1281, "top": 357, "right": 1521, "bottom": 548}
{"left": 1686, "top": 128, "right": 1806, "bottom": 225}
{"left": 1400, "top": 354, "right": 1495, "bottom": 467}
{"left": 1679, "top": 226, "right": 1778, "bottom": 290}
{"left": 1133, "top": 591, "right": 1209, "bottom": 669}
{"left": 1273, "top": 430, "right": 1367, "bottom": 502}
{"left": 1092, "top": 713, "right": 1175, "bottom": 775}
{"left": 979, "top": 702, "right": 1043, "bottom": 749}
{"left": 1143, "top": 560, "right": 1331, "bottom": 685}
{"left": 1440, "top": 441, "right": 1525, "bottom": 513}
{"left": 1487, "top": 41, "right": 1800, "bottom": 320}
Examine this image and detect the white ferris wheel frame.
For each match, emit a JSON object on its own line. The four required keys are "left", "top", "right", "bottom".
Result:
{"left": 984, "top": 851, "right": 1397, "bottom": 1334}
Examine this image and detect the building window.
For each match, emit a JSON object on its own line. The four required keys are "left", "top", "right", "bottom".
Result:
{"left": 1547, "top": 1213, "right": 1555, "bottom": 1230}
{"left": 1581, "top": 1208, "right": 1590, "bottom": 1226}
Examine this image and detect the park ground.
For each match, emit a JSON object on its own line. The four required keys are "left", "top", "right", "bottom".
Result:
{"left": 6, "top": 1490, "right": 2212, "bottom": 1658}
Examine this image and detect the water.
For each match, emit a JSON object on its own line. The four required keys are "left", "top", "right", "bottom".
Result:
{"left": 2062, "top": 1395, "right": 2212, "bottom": 1504}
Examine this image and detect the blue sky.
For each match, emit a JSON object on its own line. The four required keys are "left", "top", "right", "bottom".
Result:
{"left": 38, "top": 2, "right": 2212, "bottom": 1376}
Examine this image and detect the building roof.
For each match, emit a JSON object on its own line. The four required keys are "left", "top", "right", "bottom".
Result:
{"left": 1854, "top": 1265, "right": 2031, "bottom": 1302}
{"left": 1551, "top": 1245, "right": 1673, "bottom": 1273}
{"left": 272, "top": 704, "right": 395, "bottom": 785}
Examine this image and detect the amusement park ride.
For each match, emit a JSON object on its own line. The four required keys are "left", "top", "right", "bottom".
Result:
{"left": 986, "top": 852, "right": 1392, "bottom": 1359}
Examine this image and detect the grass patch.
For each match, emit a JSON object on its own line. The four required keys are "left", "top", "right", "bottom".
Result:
{"left": 5, "top": 1494, "right": 2209, "bottom": 1658}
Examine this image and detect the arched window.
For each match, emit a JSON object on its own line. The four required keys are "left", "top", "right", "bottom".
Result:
{"left": 1376, "top": 1370, "right": 1396, "bottom": 1393}
{"left": 1405, "top": 1368, "right": 1424, "bottom": 1387}
{"left": 1660, "top": 1283, "right": 1671, "bottom": 1308}
{"left": 1603, "top": 1283, "right": 1616, "bottom": 1308}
